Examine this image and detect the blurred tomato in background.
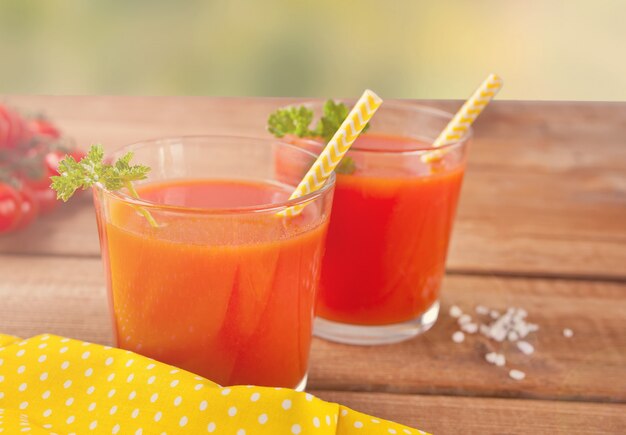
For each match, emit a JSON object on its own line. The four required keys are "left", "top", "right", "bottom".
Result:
{"left": 0, "top": 103, "right": 83, "bottom": 234}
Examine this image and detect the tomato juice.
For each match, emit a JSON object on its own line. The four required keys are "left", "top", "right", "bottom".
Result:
{"left": 318, "top": 134, "right": 464, "bottom": 324}
{"left": 285, "top": 132, "right": 466, "bottom": 329}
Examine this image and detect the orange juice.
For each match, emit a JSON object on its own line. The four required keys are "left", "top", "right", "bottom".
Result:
{"left": 101, "top": 179, "right": 329, "bottom": 387}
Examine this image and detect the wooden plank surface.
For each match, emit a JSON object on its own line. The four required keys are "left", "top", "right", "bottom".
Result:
{"left": 314, "top": 391, "right": 626, "bottom": 435}
{"left": 2, "top": 254, "right": 624, "bottom": 403}
{"left": 0, "top": 97, "right": 625, "bottom": 279}
{"left": 0, "top": 254, "right": 112, "bottom": 345}
{"left": 311, "top": 274, "right": 626, "bottom": 403}
{"left": 1, "top": 97, "right": 625, "bottom": 434}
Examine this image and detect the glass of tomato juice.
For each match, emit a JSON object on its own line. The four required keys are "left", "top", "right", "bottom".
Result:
{"left": 93, "top": 136, "right": 335, "bottom": 389}
{"left": 283, "top": 102, "right": 470, "bottom": 344}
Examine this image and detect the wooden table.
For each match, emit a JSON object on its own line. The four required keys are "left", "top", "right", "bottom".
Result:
{"left": 1, "top": 97, "right": 625, "bottom": 434}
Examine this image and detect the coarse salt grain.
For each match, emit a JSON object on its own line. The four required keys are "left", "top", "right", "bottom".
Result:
{"left": 488, "top": 314, "right": 510, "bottom": 341}
{"left": 458, "top": 314, "right": 472, "bottom": 325}
{"left": 509, "top": 369, "right": 526, "bottom": 381}
{"left": 515, "top": 324, "right": 530, "bottom": 339}
{"left": 517, "top": 341, "right": 534, "bottom": 355}
{"left": 495, "top": 353, "right": 506, "bottom": 367}
{"left": 461, "top": 323, "right": 478, "bottom": 334}
{"left": 452, "top": 331, "right": 465, "bottom": 343}
{"left": 490, "top": 326, "right": 508, "bottom": 342}
{"left": 475, "top": 305, "right": 489, "bottom": 315}
{"left": 449, "top": 305, "right": 462, "bottom": 318}
{"left": 451, "top": 304, "right": 542, "bottom": 379}
{"left": 563, "top": 328, "right": 574, "bottom": 338}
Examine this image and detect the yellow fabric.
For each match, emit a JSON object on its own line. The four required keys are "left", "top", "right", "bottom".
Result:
{"left": 0, "top": 334, "right": 427, "bottom": 434}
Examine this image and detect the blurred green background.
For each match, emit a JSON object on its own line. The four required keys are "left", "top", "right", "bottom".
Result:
{"left": 1, "top": 0, "right": 624, "bottom": 100}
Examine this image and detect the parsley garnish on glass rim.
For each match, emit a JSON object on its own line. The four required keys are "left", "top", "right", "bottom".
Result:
{"left": 267, "top": 100, "right": 369, "bottom": 174}
{"left": 50, "top": 144, "right": 158, "bottom": 227}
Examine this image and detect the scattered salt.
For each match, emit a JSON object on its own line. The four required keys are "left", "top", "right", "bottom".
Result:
{"left": 490, "top": 325, "right": 508, "bottom": 342}
{"left": 485, "top": 352, "right": 505, "bottom": 366}
{"left": 475, "top": 305, "right": 489, "bottom": 315}
{"left": 495, "top": 353, "right": 506, "bottom": 367}
{"left": 458, "top": 314, "right": 472, "bottom": 325}
{"left": 449, "top": 305, "right": 462, "bottom": 318}
{"left": 527, "top": 323, "right": 539, "bottom": 332}
{"left": 563, "top": 328, "right": 574, "bottom": 338}
{"left": 450, "top": 304, "right": 543, "bottom": 379}
{"left": 461, "top": 323, "right": 478, "bottom": 334}
{"left": 515, "top": 323, "right": 530, "bottom": 339}
{"left": 452, "top": 331, "right": 465, "bottom": 343}
{"left": 479, "top": 324, "right": 491, "bottom": 336}
{"left": 516, "top": 341, "right": 534, "bottom": 355}
{"left": 509, "top": 369, "right": 526, "bottom": 381}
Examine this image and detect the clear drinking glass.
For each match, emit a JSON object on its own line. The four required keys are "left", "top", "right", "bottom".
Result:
{"left": 281, "top": 102, "right": 470, "bottom": 344}
{"left": 93, "top": 136, "right": 335, "bottom": 389}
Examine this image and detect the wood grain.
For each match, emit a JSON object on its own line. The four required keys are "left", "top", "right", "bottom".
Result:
{"left": 314, "top": 391, "right": 626, "bottom": 435}
{"left": 1, "top": 97, "right": 624, "bottom": 279}
{"left": 1, "top": 254, "right": 624, "bottom": 403}
{"left": 0, "top": 254, "right": 112, "bottom": 344}
{"left": 311, "top": 274, "right": 626, "bottom": 403}
{"left": 5, "top": 97, "right": 625, "bottom": 172}
{"left": 1, "top": 97, "right": 625, "bottom": 433}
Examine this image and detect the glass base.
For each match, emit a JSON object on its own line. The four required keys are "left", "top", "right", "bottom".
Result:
{"left": 294, "top": 372, "right": 308, "bottom": 392}
{"left": 314, "top": 301, "right": 440, "bottom": 345}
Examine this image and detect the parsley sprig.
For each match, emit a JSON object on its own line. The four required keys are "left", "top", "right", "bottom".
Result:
{"left": 51, "top": 144, "right": 158, "bottom": 227}
{"left": 267, "top": 100, "right": 369, "bottom": 174}
{"left": 268, "top": 99, "right": 369, "bottom": 142}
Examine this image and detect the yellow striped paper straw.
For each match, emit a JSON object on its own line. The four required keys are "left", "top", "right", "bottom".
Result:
{"left": 280, "top": 89, "right": 383, "bottom": 216}
{"left": 423, "top": 73, "right": 503, "bottom": 162}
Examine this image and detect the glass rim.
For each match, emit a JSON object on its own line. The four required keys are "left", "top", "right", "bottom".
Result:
{"left": 282, "top": 99, "right": 472, "bottom": 155}
{"left": 94, "top": 135, "right": 336, "bottom": 215}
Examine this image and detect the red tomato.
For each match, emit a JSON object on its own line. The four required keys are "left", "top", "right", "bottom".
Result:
{"left": 31, "top": 185, "right": 58, "bottom": 214}
{"left": 21, "top": 167, "right": 51, "bottom": 191}
{"left": 0, "top": 183, "right": 22, "bottom": 233}
{"left": 20, "top": 164, "right": 58, "bottom": 214}
{"left": 0, "top": 105, "right": 32, "bottom": 149}
{"left": 13, "top": 185, "right": 39, "bottom": 230}
{"left": 44, "top": 150, "right": 64, "bottom": 176}
{"left": 30, "top": 118, "right": 61, "bottom": 140}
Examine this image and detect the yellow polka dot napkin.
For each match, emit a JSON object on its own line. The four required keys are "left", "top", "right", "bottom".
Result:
{"left": 0, "top": 334, "right": 427, "bottom": 434}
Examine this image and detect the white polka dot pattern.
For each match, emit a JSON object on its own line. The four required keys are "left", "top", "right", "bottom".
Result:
{"left": 0, "top": 333, "right": 426, "bottom": 434}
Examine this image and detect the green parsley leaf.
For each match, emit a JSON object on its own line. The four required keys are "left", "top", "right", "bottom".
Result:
{"left": 51, "top": 144, "right": 150, "bottom": 201}
{"left": 267, "top": 106, "right": 315, "bottom": 138}
{"left": 313, "top": 100, "right": 350, "bottom": 141}
{"left": 51, "top": 144, "right": 157, "bottom": 227}
{"left": 267, "top": 99, "right": 370, "bottom": 176}
{"left": 267, "top": 99, "right": 370, "bottom": 143}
